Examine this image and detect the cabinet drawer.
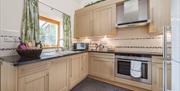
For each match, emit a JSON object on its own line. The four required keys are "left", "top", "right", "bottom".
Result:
{"left": 90, "top": 53, "right": 115, "bottom": 59}
{"left": 18, "top": 61, "right": 49, "bottom": 77}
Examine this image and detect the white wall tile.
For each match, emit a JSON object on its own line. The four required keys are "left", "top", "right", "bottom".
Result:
{"left": 75, "top": 26, "right": 163, "bottom": 53}
{"left": 0, "top": 29, "right": 20, "bottom": 57}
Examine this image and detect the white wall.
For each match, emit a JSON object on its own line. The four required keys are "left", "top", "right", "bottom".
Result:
{"left": 0, "top": 0, "right": 80, "bottom": 57}
{"left": 0, "top": 0, "right": 23, "bottom": 56}
{"left": 0, "top": 0, "right": 23, "bottom": 32}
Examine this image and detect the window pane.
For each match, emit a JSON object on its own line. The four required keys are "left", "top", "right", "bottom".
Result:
{"left": 39, "top": 19, "right": 59, "bottom": 48}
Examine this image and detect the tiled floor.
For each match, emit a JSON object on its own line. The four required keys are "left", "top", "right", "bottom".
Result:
{"left": 71, "top": 78, "right": 131, "bottom": 91}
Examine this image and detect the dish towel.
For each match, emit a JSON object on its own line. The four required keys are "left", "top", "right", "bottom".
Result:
{"left": 130, "top": 61, "right": 142, "bottom": 78}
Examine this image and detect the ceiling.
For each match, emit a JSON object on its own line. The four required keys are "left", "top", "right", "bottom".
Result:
{"left": 77, "top": 0, "right": 99, "bottom": 7}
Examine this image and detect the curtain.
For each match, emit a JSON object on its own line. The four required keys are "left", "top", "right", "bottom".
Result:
{"left": 21, "top": 0, "right": 40, "bottom": 43}
{"left": 63, "top": 14, "right": 72, "bottom": 49}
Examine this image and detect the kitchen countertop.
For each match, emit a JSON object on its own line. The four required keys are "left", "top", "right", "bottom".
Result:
{"left": 0, "top": 51, "right": 86, "bottom": 66}
{"left": 0, "top": 50, "right": 163, "bottom": 66}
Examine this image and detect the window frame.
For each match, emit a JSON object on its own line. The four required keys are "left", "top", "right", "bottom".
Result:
{"left": 39, "top": 16, "right": 61, "bottom": 49}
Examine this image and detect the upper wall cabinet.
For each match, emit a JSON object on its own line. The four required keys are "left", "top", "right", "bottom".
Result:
{"left": 93, "top": 4, "right": 116, "bottom": 36}
{"left": 75, "top": 10, "right": 93, "bottom": 38}
{"left": 149, "top": 0, "right": 171, "bottom": 34}
{"left": 74, "top": 3, "right": 117, "bottom": 38}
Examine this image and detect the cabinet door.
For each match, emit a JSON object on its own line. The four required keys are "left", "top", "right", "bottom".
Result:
{"left": 89, "top": 57, "right": 114, "bottom": 81}
{"left": 49, "top": 58, "right": 69, "bottom": 91}
{"left": 80, "top": 53, "right": 88, "bottom": 79}
{"left": 75, "top": 10, "right": 93, "bottom": 38}
{"left": 1, "top": 62, "right": 17, "bottom": 91}
{"left": 152, "top": 57, "right": 171, "bottom": 91}
{"left": 93, "top": 4, "right": 116, "bottom": 36}
{"left": 69, "top": 55, "right": 81, "bottom": 89}
{"left": 149, "top": 0, "right": 171, "bottom": 34}
{"left": 18, "top": 71, "right": 49, "bottom": 91}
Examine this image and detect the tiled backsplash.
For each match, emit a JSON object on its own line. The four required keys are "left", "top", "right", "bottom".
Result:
{"left": 0, "top": 30, "right": 20, "bottom": 57}
{"left": 0, "top": 26, "right": 163, "bottom": 57}
{"left": 74, "top": 26, "right": 163, "bottom": 53}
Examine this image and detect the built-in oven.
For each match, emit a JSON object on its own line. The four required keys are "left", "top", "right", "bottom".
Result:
{"left": 115, "top": 53, "right": 152, "bottom": 84}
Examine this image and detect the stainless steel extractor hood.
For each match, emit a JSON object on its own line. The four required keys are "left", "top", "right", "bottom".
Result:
{"left": 116, "top": 0, "right": 150, "bottom": 28}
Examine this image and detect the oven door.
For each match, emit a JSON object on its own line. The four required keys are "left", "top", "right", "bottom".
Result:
{"left": 115, "top": 58, "right": 152, "bottom": 84}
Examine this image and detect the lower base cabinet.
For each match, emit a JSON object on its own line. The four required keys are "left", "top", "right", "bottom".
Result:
{"left": 16, "top": 53, "right": 88, "bottom": 91}
{"left": 69, "top": 55, "right": 81, "bottom": 89}
{"left": 152, "top": 56, "right": 171, "bottom": 91}
{"left": 80, "top": 53, "right": 89, "bottom": 80}
{"left": 49, "top": 57, "right": 69, "bottom": 91}
{"left": 18, "top": 71, "right": 49, "bottom": 91}
{"left": 89, "top": 53, "right": 114, "bottom": 81}
{"left": 1, "top": 62, "right": 17, "bottom": 91}
{"left": 69, "top": 53, "right": 89, "bottom": 89}
{"left": 2, "top": 53, "right": 170, "bottom": 91}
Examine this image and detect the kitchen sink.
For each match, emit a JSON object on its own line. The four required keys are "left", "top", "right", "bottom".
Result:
{"left": 41, "top": 51, "right": 82, "bottom": 58}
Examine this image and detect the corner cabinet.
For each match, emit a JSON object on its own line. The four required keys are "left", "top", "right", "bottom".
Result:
{"left": 74, "top": 10, "right": 93, "bottom": 38}
{"left": 69, "top": 55, "right": 81, "bottom": 89}
{"left": 69, "top": 53, "right": 88, "bottom": 89}
{"left": 149, "top": 0, "right": 171, "bottom": 34}
{"left": 1, "top": 53, "right": 89, "bottom": 91}
{"left": 80, "top": 53, "right": 89, "bottom": 79}
{"left": 93, "top": 4, "right": 116, "bottom": 36}
{"left": 152, "top": 56, "right": 171, "bottom": 91}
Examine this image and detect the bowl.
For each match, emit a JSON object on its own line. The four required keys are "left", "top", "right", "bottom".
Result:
{"left": 16, "top": 49, "right": 42, "bottom": 58}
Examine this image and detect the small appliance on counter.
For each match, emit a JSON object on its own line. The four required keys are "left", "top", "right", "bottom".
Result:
{"left": 73, "top": 43, "right": 89, "bottom": 51}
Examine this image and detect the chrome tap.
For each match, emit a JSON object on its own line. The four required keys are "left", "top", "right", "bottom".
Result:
{"left": 56, "top": 47, "right": 65, "bottom": 52}
{"left": 98, "top": 44, "right": 105, "bottom": 51}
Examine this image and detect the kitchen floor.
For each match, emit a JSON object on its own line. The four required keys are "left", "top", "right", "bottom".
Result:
{"left": 71, "top": 78, "right": 131, "bottom": 91}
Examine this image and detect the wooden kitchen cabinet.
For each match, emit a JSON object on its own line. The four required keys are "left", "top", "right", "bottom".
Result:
{"left": 1, "top": 62, "right": 17, "bottom": 91}
{"left": 80, "top": 53, "right": 89, "bottom": 80}
{"left": 49, "top": 57, "right": 69, "bottom": 91}
{"left": 18, "top": 71, "right": 49, "bottom": 91}
{"left": 1, "top": 53, "right": 88, "bottom": 91}
{"left": 152, "top": 56, "right": 171, "bottom": 91}
{"left": 149, "top": 0, "right": 171, "bottom": 34}
{"left": 75, "top": 3, "right": 117, "bottom": 38}
{"left": 69, "top": 53, "right": 89, "bottom": 89}
{"left": 69, "top": 55, "right": 81, "bottom": 89}
{"left": 74, "top": 10, "right": 93, "bottom": 38}
{"left": 89, "top": 53, "right": 114, "bottom": 81}
{"left": 93, "top": 4, "right": 116, "bottom": 36}
{"left": 18, "top": 62, "right": 49, "bottom": 91}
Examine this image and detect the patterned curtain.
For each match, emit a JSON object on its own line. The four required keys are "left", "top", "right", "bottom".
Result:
{"left": 21, "top": 0, "right": 40, "bottom": 43}
{"left": 63, "top": 14, "right": 72, "bottom": 49}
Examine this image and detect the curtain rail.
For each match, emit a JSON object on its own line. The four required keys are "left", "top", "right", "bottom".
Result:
{"left": 38, "top": 1, "right": 70, "bottom": 17}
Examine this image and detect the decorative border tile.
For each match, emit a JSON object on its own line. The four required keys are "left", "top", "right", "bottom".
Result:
{"left": 0, "top": 35, "right": 19, "bottom": 43}
{"left": 0, "top": 48, "right": 16, "bottom": 51}
{"left": 113, "top": 37, "right": 162, "bottom": 40}
{"left": 115, "top": 46, "right": 162, "bottom": 49}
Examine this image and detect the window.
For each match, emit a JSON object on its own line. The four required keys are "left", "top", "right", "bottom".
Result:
{"left": 39, "top": 16, "right": 60, "bottom": 48}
